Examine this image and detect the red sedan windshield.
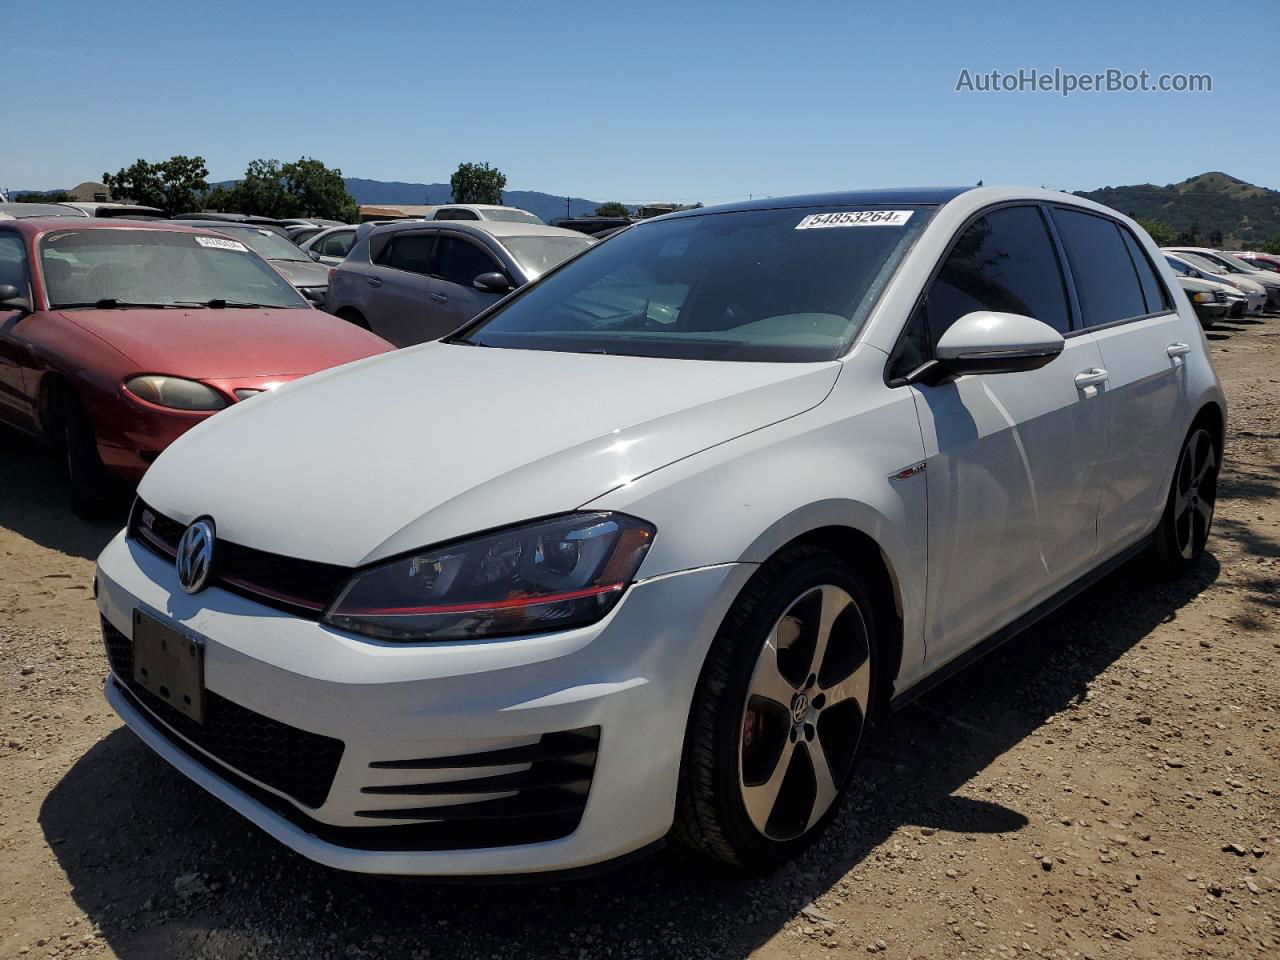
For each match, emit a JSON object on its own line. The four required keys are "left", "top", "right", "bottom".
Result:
{"left": 41, "top": 229, "right": 308, "bottom": 309}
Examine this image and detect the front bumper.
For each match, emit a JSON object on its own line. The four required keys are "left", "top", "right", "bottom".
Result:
{"left": 95, "top": 531, "right": 750, "bottom": 876}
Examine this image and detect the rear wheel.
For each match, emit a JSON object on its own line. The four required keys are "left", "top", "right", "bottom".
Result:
{"left": 674, "top": 546, "right": 876, "bottom": 870}
{"left": 1150, "top": 424, "right": 1219, "bottom": 575}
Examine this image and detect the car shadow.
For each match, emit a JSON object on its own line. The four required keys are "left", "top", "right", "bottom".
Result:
{"left": 38, "top": 549, "right": 1219, "bottom": 959}
{"left": 0, "top": 427, "right": 126, "bottom": 560}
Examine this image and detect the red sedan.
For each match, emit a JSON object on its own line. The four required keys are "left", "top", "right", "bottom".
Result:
{"left": 0, "top": 218, "right": 392, "bottom": 517}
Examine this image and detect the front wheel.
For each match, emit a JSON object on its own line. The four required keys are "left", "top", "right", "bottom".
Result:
{"left": 674, "top": 546, "right": 876, "bottom": 870}
{"left": 1150, "top": 424, "right": 1219, "bottom": 575}
{"left": 60, "top": 392, "right": 113, "bottom": 520}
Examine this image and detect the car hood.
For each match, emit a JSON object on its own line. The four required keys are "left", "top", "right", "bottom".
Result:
{"left": 269, "top": 259, "right": 331, "bottom": 287}
{"left": 139, "top": 342, "right": 842, "bottom": 567}
{"left": 59, "top": 307, "right": 390, "bottom": 379}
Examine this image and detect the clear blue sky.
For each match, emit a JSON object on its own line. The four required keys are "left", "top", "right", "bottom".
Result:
{"left": 4, "top": 0, "right": 1274, "bottom": 202}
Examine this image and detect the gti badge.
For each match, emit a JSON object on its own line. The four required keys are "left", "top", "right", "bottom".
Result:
{"left": 176, "top": 518, "right": 215, "bottom": 594}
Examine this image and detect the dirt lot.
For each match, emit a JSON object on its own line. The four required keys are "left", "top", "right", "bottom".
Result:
{"left": 0, "top": 315, "right": 1277, "bottom": 960}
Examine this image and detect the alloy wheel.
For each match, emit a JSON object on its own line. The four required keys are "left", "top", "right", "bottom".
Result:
{"left": 738, "top": 584, "right": 871, "bottom": 841}
{"left": 1173, "top": 428, "right": 1217, "bottom": 560}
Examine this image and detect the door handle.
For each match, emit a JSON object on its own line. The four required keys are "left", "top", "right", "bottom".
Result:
{"left": 365, "top": 276, "right": 382, "bottom": 287}
{"left": 1074, "top": 368, "right": 1110, "bottom": 388}
{"left": 1167, "top": 342, "right": 1191, "bottom": 358}
{"left": 429, "top": 293, "right": 448, "bottom": 304}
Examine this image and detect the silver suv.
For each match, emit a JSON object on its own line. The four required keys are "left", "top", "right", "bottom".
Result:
{"left": 324, "top": 220, "right": 594, "bottom": 345}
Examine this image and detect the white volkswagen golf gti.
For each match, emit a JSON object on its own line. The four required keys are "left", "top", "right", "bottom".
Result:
{"left": 95, "top": 186, "right": 1224, "bottom": 877}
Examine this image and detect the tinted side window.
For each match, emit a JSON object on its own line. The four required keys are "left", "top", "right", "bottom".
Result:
{"left": 1165, "top": 256, "right": 1190, "bottom": 276}
{"left": 434, "top": 209, "right": 459, "bottom": 221}
{"left": 380, "top": 233, "right": 435, "bottom": 274}
{"left": 889, "top": 206, "right": 1069, "bottom": 378}
{"left": 1120, "top": 227, "right": 1172, "bottom": 314}
{"left": 319, "top": 230, "right": 354, "bottom": 257}
{"left": 432, "top": 236, "right": 500, "bottom": 286}
{"left": 1051, "top": 208, "right": 1147, "bottom": 327}
{"left": 0, "top": 233, "right": 28, "bottom": 292}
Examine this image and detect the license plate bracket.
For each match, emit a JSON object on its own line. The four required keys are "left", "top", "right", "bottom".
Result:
{"left": 132, "top": 609, "right": 205, "bottom": 723}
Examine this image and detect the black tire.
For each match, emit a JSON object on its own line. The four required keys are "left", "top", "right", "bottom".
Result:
{"left": 1150, "top": 422, "right": 1220, "bottom": 576}
{"left": 59, "top": 391, "right": 113, "bottom": 520}
{"left": 337, "top": 308, "right": 371, "bottom": 331}
{"left": 673, "top": 545, "right": 877, "bottom": 871}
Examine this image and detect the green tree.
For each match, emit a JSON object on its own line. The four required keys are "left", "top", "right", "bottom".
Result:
{"left": 1136, "top": 218, "right": 1178, "bottom": 247}
{"left": 594, "top": 201, "right": 630, "bottom": 218}
{"left": 103, "top": 155, "right": 209, "bottom": 215}
{"left": 209, "top": 157, "right": 358, "bottom": 221}
{"left": 1260, "top": 234, "right": 1280, "bottom": 256}
{"left": 13, "top": 190, "right": 76, "bottom": 203}
{"left": 450, "top": 162, "right": 506, "bottom": 205}
{"left": 1208, "top": 229, "right": 1224, "bottom": 248}
{"left": 1175, "top": 223, "right": 1202, "bottom": 246}
{"left": 282, "top": 157, "right": 358, "bottom": 222}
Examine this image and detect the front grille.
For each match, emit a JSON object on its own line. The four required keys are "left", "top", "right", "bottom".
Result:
{"left": 1214, "top": 290, "right": 1227, "bottom": 304}
{"left": 128, "top": 499, "right": 351, "bottom": 618}
{"left": 103, "top": 618, "right": 344, "bottom": 808}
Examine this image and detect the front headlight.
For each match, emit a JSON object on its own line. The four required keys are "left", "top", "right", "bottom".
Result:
{"left": 124, "top": 375, "right": 228, "bottom": 411}
{"left": 1190, "top": 291, "right": 1213, "bottom": 303}
{"left": 324, "top": 513, "right": 655, "bottom": 641}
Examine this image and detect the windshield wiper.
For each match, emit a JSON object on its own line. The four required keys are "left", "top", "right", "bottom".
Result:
{"left": 177, "top": 299, "right": 273, "bottom": 309}
{"left": 57, "top": 299, "right": 179, "bottom": 310}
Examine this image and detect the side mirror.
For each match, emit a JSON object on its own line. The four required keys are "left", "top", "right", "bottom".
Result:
{"left": 473, "top": 271, "right": 512, "bottom": 293}
{"left": 0, "top": 283, "right": 30, "bottom": 313}
{"left": 309, "top": 249, "right": 323, "bottom": 262}
{"left": 932, "top": 311, "right": 1064, "bottom": 378}
{"left": 300, "top": 287, "right": 325, "bottom": 305}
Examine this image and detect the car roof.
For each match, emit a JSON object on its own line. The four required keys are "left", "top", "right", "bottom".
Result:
{"left": 3, "top": 217, "right": 249, "bottom": 238}
{"left": 658, "top": 186, "right": 976, "bottom": 220}
{"left": 371, "top": 219, "right": 591, "bottom": 240}
{"left": 436, "top": 204, "right": 527, "bottom": 212}
{"left": 0, "top": 202, "right": 90, "bottom": 219}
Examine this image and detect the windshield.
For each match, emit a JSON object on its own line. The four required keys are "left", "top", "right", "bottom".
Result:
{"left": 484, "top": 209, "right": 545, "bottom": 225}
{"left": 455, "top": 205, "right": 933, "bottom": 361}
{"left": 1179, "top": 252, "right": 1228, "bottom": 274}
{"left": 501, "top": 235, "right": 594, "bottom": 278}
{"left": 213, "top": 226, "right": 311, "bottom": 262}
{"left": 1216, "top": 251, "right": 1262, "bottom": 272}
{"left": 41, "top": 229, "right": 309, "bottom": 309}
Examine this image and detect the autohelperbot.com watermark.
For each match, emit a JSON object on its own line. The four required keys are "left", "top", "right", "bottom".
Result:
{"left": 955, "top": 67, "right": 1212, "bottom": 97}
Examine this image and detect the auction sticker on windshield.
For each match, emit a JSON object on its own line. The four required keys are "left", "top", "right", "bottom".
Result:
{"left": 194, "top": 236, "right": 248, "bottom": 252}
{"left": 795, "top": 210, "right": 914, "bottom": 229}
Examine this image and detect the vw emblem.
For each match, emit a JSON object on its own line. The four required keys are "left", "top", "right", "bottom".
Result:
{"left": 176, "top": 518, "right": 215, "bottom": 594}
{"left": 790, "top": 692, "right": 809, "bottom": 725}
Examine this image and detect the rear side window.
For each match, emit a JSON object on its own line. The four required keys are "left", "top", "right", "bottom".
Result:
{"left": 432, "top": 236, "right": 501, "bottom": 286}
{"left": 890, "top": 205, "right": 1070, "bottom": 378}
{"left": 379, "top": 233, "right": 435, "bottom": 274}
{"left": 1119, "top": 227, "right": 1172, "bottom": 314}
{"left": 1051, "top": 208, "right": 1147, "bottom": 327}
{"left": 0, "top": 232, "right": 29, "bottom": 293}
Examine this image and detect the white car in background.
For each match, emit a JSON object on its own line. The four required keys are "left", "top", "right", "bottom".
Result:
{"left": 1166, "top": 246, "right": 1280, "bottom": 309}
{"left": 299, "top": 225, "right": 358, "bottom": 266}
{"left": 1163, "top": 253, "right": 1255, "bottom": 317}
{"left": 1164, "top": 251, "right": 1266, "bottom": 314}
{"left": 96, "top": 186, "right": 1224, "bottom": 878}
{"left": 430, "top": 204, "right": 545, "bottom": 225}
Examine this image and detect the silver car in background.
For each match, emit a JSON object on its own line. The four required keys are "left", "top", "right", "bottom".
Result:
{"left": 325, "top": 220, "right": 594, "bottom": 345}
{"left": 300, "top": 225, "right": 360, "bottom": 266}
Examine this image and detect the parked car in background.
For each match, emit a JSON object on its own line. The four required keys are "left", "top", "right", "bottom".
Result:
{"left": 326, "top": 220, "right": 594, "bottom": 344}
{"left": 173, "top": 212, "right": 291, "bottom": 233}
{"left": 62, "top": 202, "right": 167, "bottom": 219}
{"left": 1163, "top": 252, "right": 1265, "bottom": 315}
{"left": 552, "top": 215, "right": 634, "bottom": 237}
{"left": 299, "top": 225, "right": 358, "bottom": 266}
{"left": 0, "top": 218, "right": 391, "bottom": 516}
{"left": 1165, "top": 246, "right": 1280, "bottom": 308}
{"left": 95, "top": 186, "right": 1224, "bottom": 878}
{"left": 0, "top": 202, "right": 89, "bottom": 220}
{"left": 176, "top": 220, "right": 332, "bottom": 304}
{"left": 1174, "top": 275, "right": 1228, "bottom": 328}
{"left": 430, "top": 204, "right": 545, "bottom": 224}
{"left": 1228, "top": 250, "right": 1280, "bottom": 274}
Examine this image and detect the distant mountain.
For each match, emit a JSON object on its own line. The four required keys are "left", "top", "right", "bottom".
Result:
{"left": 1076, "top": 172, "right": 1280, "bottom": 247}
{"left": 210, "top": 177, "right": 608, "bottom": 223}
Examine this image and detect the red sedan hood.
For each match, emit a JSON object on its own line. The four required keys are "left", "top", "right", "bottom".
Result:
{"left": 57, "top": 306, "right": 390, "bottom": 378}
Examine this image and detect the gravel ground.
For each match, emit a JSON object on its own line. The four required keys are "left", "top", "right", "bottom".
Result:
{"left": 1, "top": 315, "right": 1277, "bottom": 960}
